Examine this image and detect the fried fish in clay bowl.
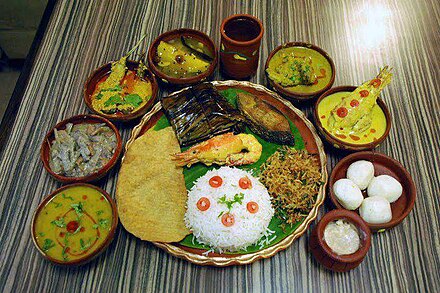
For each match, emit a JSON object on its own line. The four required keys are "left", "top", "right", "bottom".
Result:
{"left": 84, "top": 36, "right": 158, "bottom": 122}
{"left": 314, "top": 67, "right": 392, "bottom": 151}
{"left": 116, "top": 80, "right": 328, "bottom": 266}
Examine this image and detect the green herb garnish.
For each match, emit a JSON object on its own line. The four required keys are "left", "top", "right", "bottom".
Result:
{"left": 102, "top": 84, "right": 122, "bottom": 92}
{"left": 217, "top": 193, "right": 244, "bottom": 211}
{"left": 38, "top": 232, "right": 45, "bottom": 237}
{"left": 51, "top": 217, "right": 66, "bottom": 228}
{"left": 42, "top": 239, "right": 55, "bottom": 251}
{"left": 124, "top": 94, "right": 143, "bottom": 108}
{"left": 92, "top": 224, "right": 99, "bottom": 229}
{"left": 98, "top": 219, "right": 109, "bottom": 229}
{"left": 79, "top": 238, "right": 92, "bottom": 251}
{"left": 71, "top": 202, "right": 84, "bottom": 218}
{"left": 104, "top": 94, "right": 124, "bottom": 107}
{"left": 53, "top": 201, "right": 62, "bottom": 208}
{"left": 95, "top": 92, "right": 103, "bottom": 100}
{"left": 96, "top": 210, "right": 104, "bottom": 216}
{"left": 62, "top": 193, "right": 74, "bottom": 200}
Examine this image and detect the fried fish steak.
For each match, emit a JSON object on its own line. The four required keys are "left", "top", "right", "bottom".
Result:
{"left": 237, "top": 92, "right": 295, "bottom": 145}
{"left": 116, "top": 127, "right": 190, "bottom": 242}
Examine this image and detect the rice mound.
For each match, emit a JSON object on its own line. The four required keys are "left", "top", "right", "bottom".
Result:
{"left": 185, "top": 167, "right": 274, "bottom": 252}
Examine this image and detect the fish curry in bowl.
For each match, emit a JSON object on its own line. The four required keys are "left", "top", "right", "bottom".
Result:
{"left": 84, "top": 58, "right": 158, "bottom": 122}
{"left": 265, "top": 42, "right": 335, "bottom": 102}
{"left": 314, "top": 67, "right": 392, "bottom": 151}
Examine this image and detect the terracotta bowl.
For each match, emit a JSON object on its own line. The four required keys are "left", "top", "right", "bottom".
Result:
{"left": 31, "top": 183, "right": 118, "bottom": 266}
{"left": 314, "top": 86, "right": 392, "bottom": 151}
{"left": 147, "top": 28, "right": 218, "bottom": 86}
{"left": 328, "top": 151, "right": 416, "bottom": 232}
{"left": 84, "top": 60, "right": 158, "bottom": 122}
{"left": 40, "top": 114, "right": 122, "bottom": 183}
{"left": 309, "top": 209, "right": 371, "bottom": 272}
{"left": 265, "top": 42, "right": 335, "bottom": 102}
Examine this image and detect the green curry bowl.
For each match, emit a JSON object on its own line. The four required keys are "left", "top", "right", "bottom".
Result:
{"left": 31, "top": 183, "right": 118, "bottom": 266}
{"left": 265, "top": 42, "right": 335, "bottom": 102}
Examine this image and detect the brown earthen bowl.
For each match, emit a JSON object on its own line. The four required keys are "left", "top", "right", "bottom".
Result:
{"left": 309, "top": 209, "right": 371, "bottom": 272}
{"left": 328, "top": 151, "right": 416, "bottom": 232}
{"left": 265, "top": 42, "right": 335, "bottom": 102}
{"left": 147, "top": 28, "right": 218, "bottom": 86}
{"left": 40, "top": 114, "right": 122, "bottom": 183}
{"left": 31, "top": 183, "right": 118, "bottom": 266}
{"left": 314, "top": 86, "right": 392, "bottom": 151}
{"left": 84, "top": 60, "right": 158, "bottom": 122}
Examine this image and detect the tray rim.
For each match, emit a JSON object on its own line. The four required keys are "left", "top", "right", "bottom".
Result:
{"left": 122, "top": 80, "right": 328, "bottom": 266}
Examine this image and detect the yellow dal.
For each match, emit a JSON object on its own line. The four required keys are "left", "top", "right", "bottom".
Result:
{"left": 34, "top": 186, "right": 113, "bottom": 262}
{"left": 317, "top": 91, "right": 387, "bottom": 145}
{"left": 268, "top": 46, "right": 333, "bottom": 94}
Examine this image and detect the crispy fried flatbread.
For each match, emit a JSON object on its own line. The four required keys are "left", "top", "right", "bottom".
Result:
{"left": 116, "top": 127, "right": 189, "bottom": 242}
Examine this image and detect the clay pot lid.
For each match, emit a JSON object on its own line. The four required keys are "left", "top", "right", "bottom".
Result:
{"left": 313, "top": 86, "right": 392, "bottom": 151}
{"left": 328, "top": 151, "right": 416, "bottom": 232}
{"left": 40, "top": 114, "right": 122, "bottom": 183}
{"left": 147, "top": 28, "right": 218, "bottom": 86}
{"left": 265, "top": 42, "right": 335, "bottom": 102}
{"left": 316, "top": 209, "right": 371, "bottom": 264}
{"left": 31, "top": 183, "right": 118, "bottom": 266}
{"left": 83, "top": 60, "right": 159, "bottom": 122}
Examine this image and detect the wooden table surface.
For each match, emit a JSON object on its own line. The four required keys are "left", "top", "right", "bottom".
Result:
{"left": 1, "top": 0, "right": 439, "bottom": 292}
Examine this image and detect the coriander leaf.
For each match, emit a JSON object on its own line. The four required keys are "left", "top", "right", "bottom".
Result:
{"left": 79, "top": 238, "right": 92, "bottom": 251}
{"left": 51, "top": 218, "right": 66, "bottom": 228}
{"left": 98, "top": 219, "right": 109, "bottom": 229}
{"left": 42, "top": 239, "right": 55, "bottom": 251}
{"left": 96, "top": 210, "right": 104, "bottom": 216}
{"left": 95, "top": 93, "right": 103, "bottom": 100}
{"left": 38, "top": 232, "right": 45, "bottom": 237}
{"left": 92, "top": 224, "right": 99, "bottom": 229}
{"left": 62, "top": 193, "right": 74, "bottom": 200}
{"left": 53, "top": 202, "right": 62, "bottom": 208}
{"left": 71, "top": 202, "right": 84, "bottom": 218}
{"left": 124, "top": 94, "right": 143, "bottom": 108}
{"left": 104, "top": 94, "right": 123, "bottom": 107}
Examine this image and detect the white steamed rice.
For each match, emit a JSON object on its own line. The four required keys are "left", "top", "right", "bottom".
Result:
{"left": 185, "top": 167, "right": 274, "bottom": 252}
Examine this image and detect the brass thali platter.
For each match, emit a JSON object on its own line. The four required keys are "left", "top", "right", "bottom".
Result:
{"left": 123, "top": 80, "right": 328, "bottom": 266}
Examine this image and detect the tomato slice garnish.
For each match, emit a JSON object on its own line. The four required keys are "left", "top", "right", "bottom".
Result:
{"left": 209, "top": 176, "right": 223, "bottom": 188}
{"left": 196, "top": 197, "right": 210, "bottom": 211}
{"left": 239, "top": 177, "right": 252, "bottom": 189}
{"left": 336, "top": 107, "right": 348, "bottom": 118}
{"left": 247, "top": 202, "right": 259, "bottom": 214}
{"left": 221, "top": 213, "right": 235, "bottom": 227}
{"left": 359, "top": 90, "right": 369, "bottom": 97}
{"left": 369, "top": 78, "right": 381, "bottom": 88}
{"left": 350, "top": 99, "right": 359, "bottom": 107}
{"left": 66, "top": 221, "right": 79, "bottom": 233}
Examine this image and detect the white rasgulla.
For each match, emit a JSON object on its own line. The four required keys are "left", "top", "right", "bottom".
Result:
{"left": 359, "top": 196, "right": 392, "bottom": 224}
{"left": 333, "top": 178, "right": 363, "bottom": 210}
{"left": 367, "top": 175, "right": 403, "bottom": 203}
{"left": 346, "top": 160, "right": 375, "bottom": 190}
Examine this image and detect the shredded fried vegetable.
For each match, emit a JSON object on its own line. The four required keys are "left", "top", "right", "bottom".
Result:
{"left": 260, "top": 147, "right": 322, "bottom": 226}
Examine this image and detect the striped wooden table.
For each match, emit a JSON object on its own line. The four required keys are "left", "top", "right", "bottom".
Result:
{"left": 1, "top": 0, "right": 439, "bottom": 292}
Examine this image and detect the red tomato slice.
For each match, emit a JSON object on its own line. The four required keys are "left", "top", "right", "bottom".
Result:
{"left": 369, "top": 78, "right": 381, "bottom": 88}
{"left": 359, "top": 90, "right": 369, "bottom": 97}
{"left": 336, "top": 107, "right": 348, "bottom": 118}
{"left": 247, "top": 202, "right": 259, "bottom": 214}
{"left": 239, "top": 177, "right": 252, "bottom": 189}
{"left": 221, "top": 213, "right": 235, "bottom": 227}
{"left": 209, "top": 176, "right": 223, "bottom": 188}
{"left": 196, "top": 197, "right": 210, "bottom": 211}
{"left": 350, "top": 99, "right": 360, "bottom": 107}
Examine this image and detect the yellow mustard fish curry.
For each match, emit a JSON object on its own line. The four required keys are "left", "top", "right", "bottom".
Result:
{"left": 318, "top": 66, "right": 392, "bottom": 145}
